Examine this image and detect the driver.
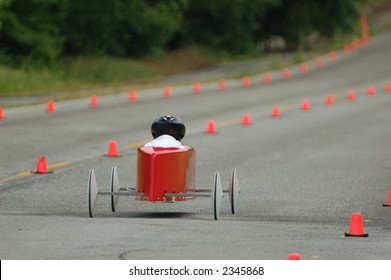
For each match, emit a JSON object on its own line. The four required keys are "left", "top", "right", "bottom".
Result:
{"left": 144, "top": 115, "right": 186, "bottom": 148}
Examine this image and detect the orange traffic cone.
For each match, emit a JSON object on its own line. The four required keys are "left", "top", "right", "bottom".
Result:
{"left": 282, "top": 68, "right": 291, "bottom": 79}
{"left": 347, "top": 90, "right": 356, "bottom": 102}
{"left": 0, "top": 106, "right": 4, "bottom": 121}
{"left": 288, "top": 253, "right": 300, "bottom": 260}
{"left": 316, "top": 57, "right": 324, "bottom": 68}
{"left": 367, "top": 86, "right": 376, "bottom": 96}
{"left": 301, "top": 100, "right": 311, "bottom": 111}
{"left": 300, "top": 63, "right": 308, "bottom": 74}
{"left": 33, "top": 156, "right": 52, "bottom": 174}
{"left": 329, "top": 51, "right": 337, "bottom": 61}
{"left": 384, "top": 83, "right": 391, "bottom": 93}
{"left": 344, "top": 45, "right": 351, "bottom": 54}
{"left": 129, "top": 89, "right": 137, "bottom": 102}
{"left": 163, "top": 86, "right": 172, "bottom": 98}
{"left": 106, "top": 140, "right": 120, "bottom": 157}
{"left": 206, "top": 120, "right": 216, "bottom": 134}
{"left": 325, "top": 95, "right": 334, "bottom": 105}
{"left": 218, "top": 79, "right": 226, "bottom": 90}
{"left": 242, "top": 113, "right": 251, "bottom": 126}
{"left": 242, "top": 76, "right": 251, "bottom": 87}
{"left": 46, "top": 100, "right": 56, "bottom": 113}
{"left": 90, "top": 95, "right": 99, "bottom": 107}
{"left": 272, "top": 106, "right": 281, "bottom": 118}
{"left": 263, "top": 74, "right": 271, "bottom": 84}
{"left": 193, "top": 82, "right": 201, "bottom": 93}
{"left": 344, "top": 212, "right": 368, "bottom": 237}
{"left": 382, "top": 187, "right": 391, "bottom": 207}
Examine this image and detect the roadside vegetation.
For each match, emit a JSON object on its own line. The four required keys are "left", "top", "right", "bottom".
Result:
{"left": 0, "top": 0, "right": 389, "bottom": 104}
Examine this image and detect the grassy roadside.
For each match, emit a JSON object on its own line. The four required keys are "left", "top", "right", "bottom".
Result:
{"left": 0, "top": 47, "right": 218, "bottom": 106}
{"left": 0, "top": 40, "right": 350, "bottom": 104}
{"left": 1, "top": 4, "right": 390, "bottom": 107}
{"left": 0, "top": 56, "right": 163, "bottom": 97}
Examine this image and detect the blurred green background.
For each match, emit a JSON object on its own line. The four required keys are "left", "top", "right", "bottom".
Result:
{"left": 0, "top": 0, "right": 389, "bottom": 98}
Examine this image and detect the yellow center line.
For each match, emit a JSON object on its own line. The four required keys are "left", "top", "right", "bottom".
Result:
{"left": 217, "top": 117, "right": 242, "bottom": 127}
{"left": 280, "top": 104, "right": 298, "bottom": 112}
{"left": 48, "top": 161, "right": 71, "bottom": 170}
{"left": 0, "top": 178, "right": 13, "bottom": 184}
{"left": 125, "top": 93, "right": 354, "bottom": 151}
{"left": 15, "top": 171, "right": 33, "bottom": 177}
{"left": 2, "top": 89, "right": 358, "bottom": 185}
{"left": 15, "top": 161, "right": 71, "bottom": 177}
{"left": 128, "top": 140, "right": 150, "bottom": 149}
{"left": 0, "top": 161, "right": 72, "bottom": 185}
{"left": 331, "top": 92, "right": 344, "bottom": 101}
{"left": 126, "top": 103, "right": 298, "bottom": 148}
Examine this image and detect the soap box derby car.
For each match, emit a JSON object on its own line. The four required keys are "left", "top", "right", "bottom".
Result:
{"left": 87, "top": 145, "right": 239, "bottom": 220}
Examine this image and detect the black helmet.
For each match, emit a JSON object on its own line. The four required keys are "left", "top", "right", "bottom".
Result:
{"left": 151, "top": 115, "right": 186, "bottom": 140}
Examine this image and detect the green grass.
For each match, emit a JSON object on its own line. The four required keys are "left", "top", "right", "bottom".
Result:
{"left": 57, "top": 56, "right": 162, "bottom": 85}
{"left": 0, "top": 48, "right": 217, "bottom": 103}
{"left": 1, "top": 5, "right": 390, "bottom": 104}
{"left": 0, "top": 66, "right": 59, "bottom": 97}
{"left": 0, "top": 56, "right": 162, "bottom": 98}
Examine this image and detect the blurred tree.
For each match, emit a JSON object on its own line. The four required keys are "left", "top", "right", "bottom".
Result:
{"left": 61, "top": 0, "right": 120, "bottom": 56}
{"left": 0, "top": 0, "right": 66, "bottom": 67}
{"left": 180, "top": 0, "right": 281, "bottom": 54}
{"left": 0, "top": 0, "right": 370, "bottom": 67}
{"left": 62, "top": 0, "right": 186, "bottom": 57}
{"left": 116, "top": 0, "right": 186, "bottom": 57}
{"left": 314, "top": 0, "right": 367, "bottom": 36}
{"left": 0, "top": 0, "right": 11, "bottom": 30}
{"left": 262, "top": 0, "right": 368, "bottom": 49}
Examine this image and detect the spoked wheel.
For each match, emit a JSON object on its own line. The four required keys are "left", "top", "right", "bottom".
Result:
{"left": 110, "top": 166, "right": 120, "bottom": 212}
{"left": 87, "top": 169, "right": 98, "bottom": 218}
{"left": 212, "top": 172, "right": 223, "bottom": 220}
{"left": 228, "top": 168, "right": 240, "bottom": 214}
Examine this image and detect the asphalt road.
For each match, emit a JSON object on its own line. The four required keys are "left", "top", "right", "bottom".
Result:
{"left": 1, "top": 30, "right": 391, "bottom": 260}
